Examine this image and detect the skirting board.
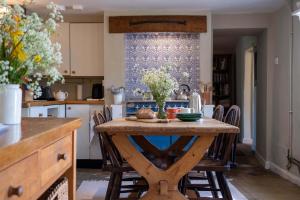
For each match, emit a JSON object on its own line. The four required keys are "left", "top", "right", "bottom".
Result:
{"left": 242, "top": 138, "right": 253, "bottom": 145}
{"left": 269, "top": 162, "right": 300, "bottom": 186}
{"left": 255, "top": 152, "right": 300, "bottom": 186}
{"left": 255, "top": 152, "right": 270, "bottom": 169}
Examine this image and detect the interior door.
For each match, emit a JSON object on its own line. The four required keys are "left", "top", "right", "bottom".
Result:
{"left": 70, "top": 23, "right": 104, "bottom": 76}
{"left": 66, "top": 104, "right": 90, "bottom": 159}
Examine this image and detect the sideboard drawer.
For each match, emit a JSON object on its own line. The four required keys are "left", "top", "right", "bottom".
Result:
{"left": 0, "top": 153, "right": 40, "bottom": 200}
{"left": 40, "top": 135, "right": 72, "bottom": 186}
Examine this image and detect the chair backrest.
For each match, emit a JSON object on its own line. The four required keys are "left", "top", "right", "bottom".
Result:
{"left": 103, "top": 105, "right": 112, "bottom": 122}
{"left": 208, "top": 105, "right": 225, "bottom": 156}
{"left": 212, "top": 105, "right": 224, "bottom": 121}
{"left": 209, "top": 105, "right": 240, "bottom": 164}
{"left": 93, "top": 111, "right": 108, "bottom": 168}
{"left": 95, "top": 111, "right": 124, "bottom": 168}
{"left": 223, "top": 105, "right": 240, "bottom": 127}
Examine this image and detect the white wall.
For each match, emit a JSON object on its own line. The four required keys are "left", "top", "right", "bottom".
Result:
{"left": 103, "top": 10, "right": 212, "bottom": 104}
{"left": 292, "top": 1, "right": 300, "bottom": 164}
{"left": 213, "top": 13, "right": 271, "bottom": 30}
{"left": 268, "top": 0, "right": 300, "bottom": 181}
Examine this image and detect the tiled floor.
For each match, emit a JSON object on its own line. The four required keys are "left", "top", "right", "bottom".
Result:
{"left": 77, "top": 144, "right": 300, "bottom": 200}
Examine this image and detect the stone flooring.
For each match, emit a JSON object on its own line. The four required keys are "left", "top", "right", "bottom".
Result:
{"left": 77, "top": 144, "right": 300, "bottom": 200}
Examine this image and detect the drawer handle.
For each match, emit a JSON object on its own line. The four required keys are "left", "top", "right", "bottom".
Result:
{"left": 57, "top": 153, "right": 67, "bottom": 161}
{"left": 64, "top": 70, "right": 68, "bottom": 74}
{"left": 38, "top": 113, "right": 43, "bottom": 117}
{"left": 71, "top": 70, "right": 76, "bottom": 74}
{"left": 8, "top": 186, "right": 24, "bottom": 197}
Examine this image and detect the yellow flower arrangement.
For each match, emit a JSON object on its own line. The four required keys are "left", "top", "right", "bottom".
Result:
{"left": 0, "top": 2, "right": 64, "bottom": 97}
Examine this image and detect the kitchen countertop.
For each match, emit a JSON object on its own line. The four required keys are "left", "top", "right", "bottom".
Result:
{"left": 22, "top": 99, "right": 105, "bottom": 108}
{"left": 126, "top": 100, "right": 189, "bottom": 103}
{"left": 0, "top": 118, "right": 81, "bottom": 169}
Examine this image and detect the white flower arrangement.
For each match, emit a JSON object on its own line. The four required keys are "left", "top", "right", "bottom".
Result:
{"left": 142, "top": 65, "right": 178, "bottom": 102}
{"left": 0, "top": 1, "right": 64, "bottom": 98}
{"left": 141, "top": 65, "right": 178, "bottom": 118}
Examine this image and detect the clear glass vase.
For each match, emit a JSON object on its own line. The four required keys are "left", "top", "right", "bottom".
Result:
{"left": 156, "top": 101, "right": 166, "bottom": 119}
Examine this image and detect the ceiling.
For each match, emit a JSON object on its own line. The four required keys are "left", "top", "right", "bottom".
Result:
{"left": 25, "top": 0, "right": 286, "bottom": 15}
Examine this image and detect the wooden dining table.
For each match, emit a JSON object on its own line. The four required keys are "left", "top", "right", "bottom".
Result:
{"left": 97, "top": 118, "right": 239, "bottom": 200}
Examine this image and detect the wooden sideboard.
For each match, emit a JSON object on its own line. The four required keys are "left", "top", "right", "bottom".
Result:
{"left": 0, "top": 118, "right": 81, "bottom": 200}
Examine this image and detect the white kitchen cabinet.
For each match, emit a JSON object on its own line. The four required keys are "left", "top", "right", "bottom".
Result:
{"left": 52, "top": 23, "right": 70, "bottom": 76}
{"left": 22, "top": 106, "right": 47, "bottom": 118}
{"left": 70, "top": 23, "right": 104, "bottom": 76}
{"left": 66, "top": 104, "right": 90, "bottom": 159}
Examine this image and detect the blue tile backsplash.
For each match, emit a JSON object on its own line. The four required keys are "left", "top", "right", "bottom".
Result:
{"left": 125, "top": 32, "right": 201, "bottom": 99}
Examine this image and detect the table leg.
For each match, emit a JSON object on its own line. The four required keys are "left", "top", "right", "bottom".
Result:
{"left": 112, "top": 134, "right": 215, "bottom": 200}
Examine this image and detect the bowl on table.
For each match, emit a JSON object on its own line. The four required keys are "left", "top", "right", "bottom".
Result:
{"left": 176, "top": 113, "right": 202, "bottom": 122}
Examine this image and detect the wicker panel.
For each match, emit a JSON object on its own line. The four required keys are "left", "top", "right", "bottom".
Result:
{"left": 39, "top": 177, "right": 68, "bottom": 200}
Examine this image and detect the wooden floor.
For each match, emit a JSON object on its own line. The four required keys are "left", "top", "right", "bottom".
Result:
{"left": 226, "top": 144, "right": 300, "bottom": 200}
{"left": 77, "top": 144, "right": 300, "bottom": 200}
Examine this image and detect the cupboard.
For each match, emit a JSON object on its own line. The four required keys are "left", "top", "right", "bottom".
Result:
{"left": 52, "top": 23, "right": 104, "bottom": 77}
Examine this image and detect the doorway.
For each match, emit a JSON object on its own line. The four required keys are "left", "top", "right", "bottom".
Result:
{"left": 243, "top": 47, "right": 257, "bottom": 151}
{"left": 213, "top": 29, "right": 263, "bottom": 152}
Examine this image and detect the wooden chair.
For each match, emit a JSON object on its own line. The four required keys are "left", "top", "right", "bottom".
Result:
{"left": 179, "top": 105, "right": 225, "bottom": 196}
{"left": 212, "top": 105, "right": 225, "bottom": 121}
{"left": 93, "top": 112, "right": 148, "bottom": 200}
{"left": 103, "top": 105, "right": 112, "bottom": 122}
{"left": 184, "top": 105, "right": 240, "bottom": 200}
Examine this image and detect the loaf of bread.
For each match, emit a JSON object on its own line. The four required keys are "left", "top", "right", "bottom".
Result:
{"left": 136, "top": 108, "right": 156, "bottom": 119}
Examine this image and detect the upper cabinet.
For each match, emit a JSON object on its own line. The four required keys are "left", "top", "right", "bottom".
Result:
{"left": 53, "top": 23, "right": 104, "bottom": 77}
{"left": 70, "top": 23, "right": 104, "bottom": 76}
{"left": 52, "top": 23, "right": 70, "bottom": 76}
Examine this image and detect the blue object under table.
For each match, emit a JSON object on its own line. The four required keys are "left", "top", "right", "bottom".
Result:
{"left": 125, "top": 100, "right": 190, "bottom": 149}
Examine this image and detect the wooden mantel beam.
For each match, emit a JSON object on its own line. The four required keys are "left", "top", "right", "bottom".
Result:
{"left": 109, "top": 15, "right": 207, "bottom": 33}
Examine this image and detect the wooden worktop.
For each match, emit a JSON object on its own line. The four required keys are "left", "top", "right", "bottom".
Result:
{"left": 0, "top": 118, "right": 81, "bottom": 170}
{"left": 97, "top": 118, "right": 240, "bottom": 136}
{"left": 22, "top": 99, "right": 105, "bottom": 108}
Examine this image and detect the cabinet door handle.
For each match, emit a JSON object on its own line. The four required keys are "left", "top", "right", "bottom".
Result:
{"left": 67, "top": 107, "right": 71, "bottom": 110}
{"left": 8, "top": 186, "right": 24, "bottom": 197}
{"left": 57, "top": 153, "right": 67, "bottom": 161}
{"left": 38, "top": 113, "right": 43, "bottom": 117}
{"left": 71, "top": 70, "right": 76, "bottom": 74}
{"left": 64, "top": 70, "right": 68, "bottom": 74}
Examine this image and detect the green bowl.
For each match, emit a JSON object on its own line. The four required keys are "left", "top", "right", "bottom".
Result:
{"left": 176, "top": 113, "right": 202, "bottom": 122}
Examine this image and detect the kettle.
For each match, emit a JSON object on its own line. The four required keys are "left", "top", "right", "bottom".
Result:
{"left": 174, "top": 84, "right": 190, "bottom": 100}
{"left": 54, "top": 90, "right": 68, "bottom": 101}
{"left": 189, "top": 91, "right": 202, "bottom": 113}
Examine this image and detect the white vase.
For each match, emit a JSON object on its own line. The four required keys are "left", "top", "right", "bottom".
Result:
{"left": 0, "top": 84, "right": 22, "bottom": 124}
{"left": 113, "top": 93, "right": 123, "bottom": 105}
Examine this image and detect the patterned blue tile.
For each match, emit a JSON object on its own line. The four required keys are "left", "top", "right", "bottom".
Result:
{"left": 125, "top": 32, "right": 201, "bottom": 98}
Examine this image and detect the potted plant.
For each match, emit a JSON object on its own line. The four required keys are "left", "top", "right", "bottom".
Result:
{"left": 0, "top": 2, "right": 64, "bottom": 124}
{"left": 142, "top": 66, "right": 178, "bottom": 119}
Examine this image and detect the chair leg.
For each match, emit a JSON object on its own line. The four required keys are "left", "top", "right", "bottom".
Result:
{"left": 230, "top": 135, "right": 238, "bottom": 168}
{"left": 105, "top": 172, "right": 116, "bottom": 200}
{"left": 216, "top": 172, "right": 233, "bottom": 200}
{"left": 110, "top": 172, "right": 122, "bottom": 200}
{"left": 206, "top": 171, "right": 218, "bottom": 198}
